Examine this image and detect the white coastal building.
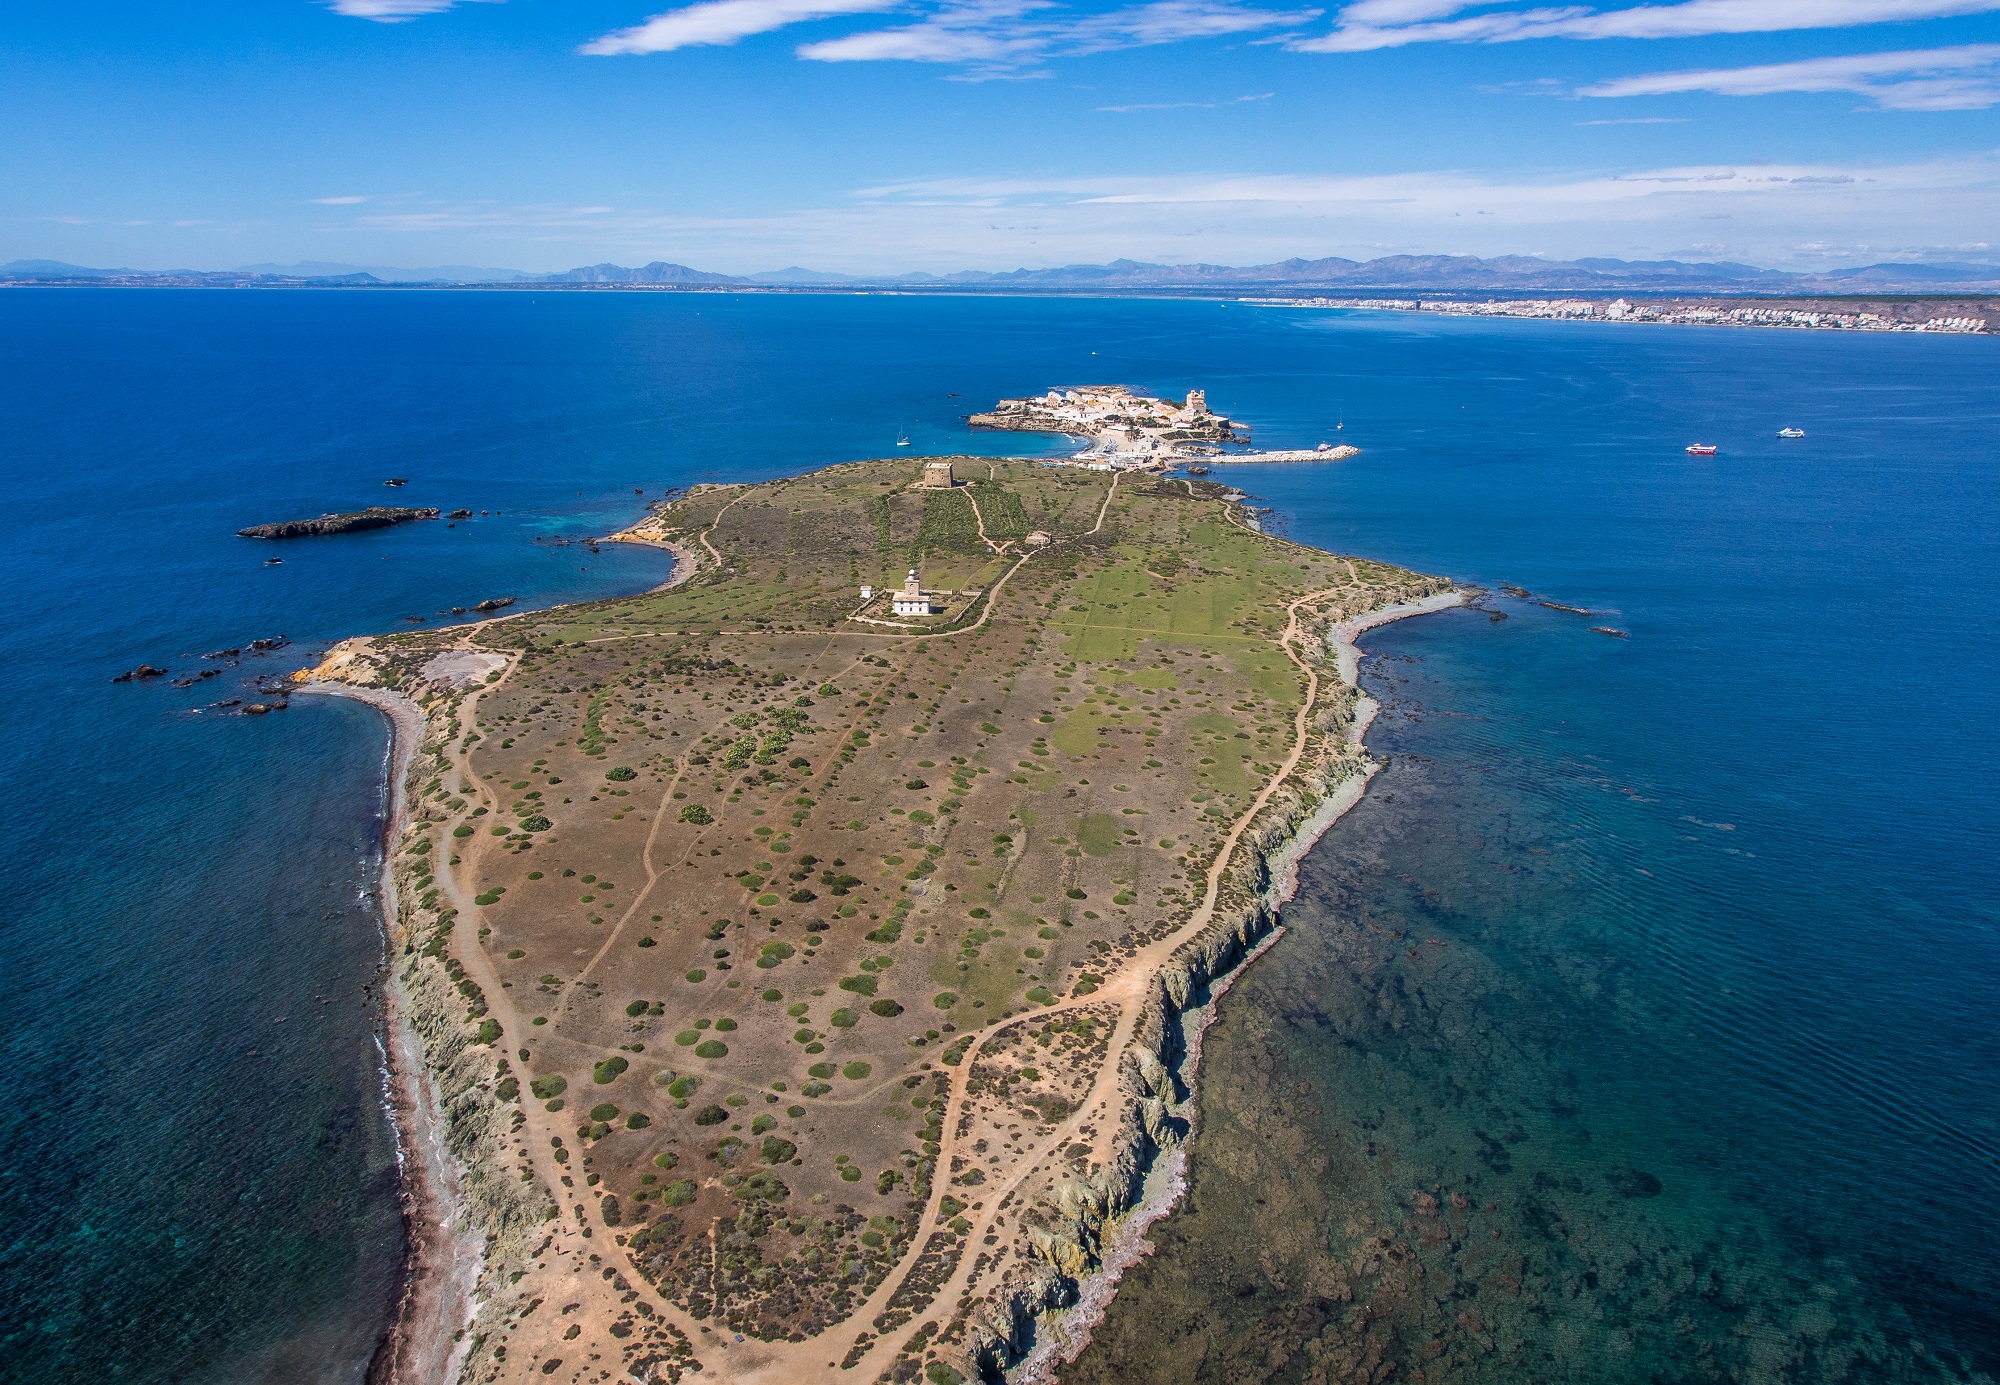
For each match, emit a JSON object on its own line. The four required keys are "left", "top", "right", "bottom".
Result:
{"left": 891, "top": 569, "right": 939, "bottom": 616}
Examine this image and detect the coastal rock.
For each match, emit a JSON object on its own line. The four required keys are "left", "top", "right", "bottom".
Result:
{"left": 113, "top": 664, "right": 167, "bottom": 682}
{"left": 447, "top": 508, "right": 472, "bottom": 519}
{"left": 236, "top": 506, "right": 439, "bottom": 540}
{"left": 473, "top": 597, "right": 516, "bottom": 612}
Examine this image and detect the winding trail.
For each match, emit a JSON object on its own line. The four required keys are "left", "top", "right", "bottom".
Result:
{"left": 736, "top": 562, "right": 1357, "bottom": 1384}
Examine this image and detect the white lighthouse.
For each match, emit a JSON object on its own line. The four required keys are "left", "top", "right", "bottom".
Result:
{"left": 892, "top": 568, "right": 939, "bottom": 616}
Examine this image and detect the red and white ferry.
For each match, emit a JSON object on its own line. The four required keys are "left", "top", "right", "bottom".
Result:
{"left": 1685, "top": 443, "right": 1718, "bottom": 456}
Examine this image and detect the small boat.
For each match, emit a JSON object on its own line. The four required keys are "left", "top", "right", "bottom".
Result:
{"left": 1777, "top": 427, "right": 1806, "bottom": 439}
{"left": 895, "top": 427, "right": 911, "bottom": 447}
{"left": 1685, "top": 443, "right": 1718, "bottom": 456}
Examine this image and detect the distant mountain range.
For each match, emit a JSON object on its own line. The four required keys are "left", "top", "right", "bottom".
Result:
{"left": 6, "top": 253, "right": 1999, "bottom": 295}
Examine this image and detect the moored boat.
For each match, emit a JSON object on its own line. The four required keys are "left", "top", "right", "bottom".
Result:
{"left": 1778, "top": 427, "right": 1806, "bottom": 438}
{"left": 1686, "top": 443, "right": 1718, "bottom": 455}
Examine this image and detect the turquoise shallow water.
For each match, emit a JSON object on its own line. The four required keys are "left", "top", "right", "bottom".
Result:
{"left": 0, "top": 290, "right": 1992, "bottom": 1381}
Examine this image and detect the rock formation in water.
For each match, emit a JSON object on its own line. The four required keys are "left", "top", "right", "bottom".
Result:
{"left": 236, "top": 507, "right": 439, "bottom": 539}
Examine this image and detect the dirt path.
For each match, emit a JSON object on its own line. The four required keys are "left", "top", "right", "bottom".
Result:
{"left": 428, "top": 661, "right": 719, "bottom": 1362}
{"left": 735, "top": 571, "right": 1354, "bottom": 1383}
{"left": 700, "top": 488, "right": 751, "bottom": 566}
{"left": 963, "top": 488, "right": 1009, "bottom": 555}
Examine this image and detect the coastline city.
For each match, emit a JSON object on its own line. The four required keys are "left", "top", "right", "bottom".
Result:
{"left": 1252, "top": 294, "right": 1994, "bottom": 333}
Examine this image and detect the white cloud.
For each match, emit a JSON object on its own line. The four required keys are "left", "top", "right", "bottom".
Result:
{"left": 313, "top": 195, "right": 371, "bottom": 205}
{"left": 1581, "top": 43, "right": 2000, "bottom": 109}
{"left": 1292, "top": 0, "right": 2000, "bottom": 52}
{"left": 314, "top": 151, "right": 1999, "bottom": 274}
{"left": 582, "top": 0, "right": 902, "bottom": 54}
{"left": 1099, "top": 90, "right": 1276, "bottom": 107}
{"left": 327, "top": 0, "right": 496, "bottom": 22}
{"left": 799, "top": 0, "right": 1318, "bottom": 70}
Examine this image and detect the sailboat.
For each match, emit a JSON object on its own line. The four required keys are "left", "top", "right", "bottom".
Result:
{"left": 895, "top": 426, "right": 912, "bottom": 447}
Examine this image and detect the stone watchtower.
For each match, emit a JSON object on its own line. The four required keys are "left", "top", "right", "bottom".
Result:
{"left": 1184, "top": 389, "right": 1208, "bottom": 417}
{"left": 922, "top": 461, "right": 955, "bottom": 488}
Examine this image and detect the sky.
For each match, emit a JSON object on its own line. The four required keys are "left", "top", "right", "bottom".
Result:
{"left": 3, "top": 0, "right": 1998, "bottom": 274}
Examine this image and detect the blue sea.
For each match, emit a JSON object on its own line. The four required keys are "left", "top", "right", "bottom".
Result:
{"left": 0, "top": 290, "right": 1992, "bottom": 1383}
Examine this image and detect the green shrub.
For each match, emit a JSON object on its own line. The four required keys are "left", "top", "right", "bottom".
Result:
{"left": 452, "top": 825, "right": 474, "bottom": 838}
{"left": 761, "top": 1136, "right": 798, "bottom": 1164}
{"left": 474, "top": 1018, "right": 501, "bottom": 1045}
{"left": 838, "top": 974, "right": 878, "bottom": 997}
{"left": 1065, "top": 888, "right": 1087, "bottom": 900}
{"left": 653, "top": 1150, "right": 679, "bottom": 1169}
{"left": 694, "top": 1040, "right": 728, "bottom": 1059}
{"left": 675, "top": 1029, "right": 700, "bottom": 1046}
{"left": 714, "top": 1017, "right": 737, "bottom": 1031}
{"left": 868, "top": 998, "right": 903, "bottom": 1017}
{"left": 932, "top": 992, "right": 958, "bottom": 1009}
{"left": 530, "top": 1075, "right": 567, "bottom": 1100}
{"left": 683, "top": 969, "right": 706, "bottom": 983}
{"left": 606, "top": 766, "right": 637, "bottom": 781}
{"left": 592, "top": 1056, "right": 629, "bottom": 1084}
{"left": 808, "top": 1062, "right": 836, "bottom": 1078}
{"left": 666, "top": 1075, "right": 698, "bottom": 1098}
{"left": 693, "top": 1104, "right": 728, "bottom": 1125}
{"left": 830, "top": 1008, "right": 857, "bottom": 1028}
{"left": 600, "top": 1195, "right": 621, "bottom": 1226}
{"left": 520, "top": 815, "right": 551, "bottom": 833}
{"left": 626, "top": 1112, "right": 650, "bottom": 1130}
{"left": 625, "top": 1000, "right": 649, "bottom": 1017}
{"left": 661, "top": 1178, "right": 697, "bottom": 1206}
{"left": 842, "top": 1061, "right": 872, "bottom": 1080}
{"left": 679, "top": 804, "right": 712, "bottom": 825}
{"left": 589, "top": 1102, "right": 620, "bottom": 1122}
{"left": 839, "top": 1164, "right": 862, "bottom": 1182}
{"left": 1025, "top": 987, "right": 1054, "bottom": 1005}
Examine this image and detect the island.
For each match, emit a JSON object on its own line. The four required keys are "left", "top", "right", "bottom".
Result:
{"left": 971, "top": 386, "right": 1358, "bottom": 469}
{"left": 237, "top": 505, "right": 439, "bottom": 539}
{"left": 301, "top": 448, "right": 1453, "bottom": 1385}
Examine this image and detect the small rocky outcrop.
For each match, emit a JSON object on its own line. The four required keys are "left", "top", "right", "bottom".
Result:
{"left": 112, "top": 664, "right": 166, "bottom": 682}
{"left": 237, "top": 506, "right": 439, "bottom": 539}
